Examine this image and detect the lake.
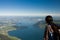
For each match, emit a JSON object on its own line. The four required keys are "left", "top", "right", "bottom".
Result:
{"left": 8, "top": 20, "right": 45, "bottom": 40}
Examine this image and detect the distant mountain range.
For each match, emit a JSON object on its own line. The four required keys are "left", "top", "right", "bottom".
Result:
{"left": 33, "top": 19, "right": 60, "bottom": 27}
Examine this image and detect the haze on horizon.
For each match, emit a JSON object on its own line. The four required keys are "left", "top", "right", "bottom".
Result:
{"left": 0, "top": 0, "right": 60, "bottom": 17}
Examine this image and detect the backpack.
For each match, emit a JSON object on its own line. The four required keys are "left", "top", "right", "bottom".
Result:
{"left": 50, "top": 23, "right": 60, "bottom": 40}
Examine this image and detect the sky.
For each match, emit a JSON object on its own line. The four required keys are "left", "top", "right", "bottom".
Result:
{"left": 0, "top": 0, "right": 60, "bottom": 16}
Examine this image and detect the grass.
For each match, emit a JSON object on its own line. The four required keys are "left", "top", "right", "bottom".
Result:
{"left": 0, "top": 25, "right": 21, "bottom": 40}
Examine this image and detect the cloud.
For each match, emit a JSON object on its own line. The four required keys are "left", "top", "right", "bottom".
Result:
{"left": 0, "top": 13, "right": 60, "bottom": 17}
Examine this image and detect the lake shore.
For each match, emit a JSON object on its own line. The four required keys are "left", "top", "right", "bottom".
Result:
{"left": 0, "top": 26, "right": 21, "bottom": 40}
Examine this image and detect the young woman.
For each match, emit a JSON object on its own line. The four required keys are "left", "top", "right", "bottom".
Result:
{"left": 44, "top": 15, "right": 60, "bottom": 40}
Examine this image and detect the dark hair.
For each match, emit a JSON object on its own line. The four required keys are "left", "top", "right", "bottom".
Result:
{"left": 45, "top": 15, "right": 53, "bottom": 24}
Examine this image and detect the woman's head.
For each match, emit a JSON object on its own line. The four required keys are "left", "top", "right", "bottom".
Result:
{"left": 45, "top": 15, "right": 53, "bottom": 24}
